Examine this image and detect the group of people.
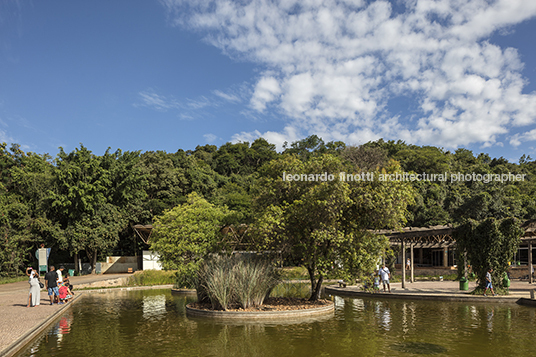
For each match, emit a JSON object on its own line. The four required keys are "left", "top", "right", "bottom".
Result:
{"left": 26, "top": 265, "right": 75, "bottom": 307}
{"left": 363, "top": 264, "right": 392, "bottom": 293}
{"left": 371, "top": 264, "right": 499, "bottom": 296}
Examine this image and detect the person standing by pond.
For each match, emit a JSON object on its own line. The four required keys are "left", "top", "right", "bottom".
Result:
{"left": 483, "top": 268, "right": 497, "bottom": 297}
{"left": 57, "top": 266, "right": 65, "bottom": 284}
{"left": 379, "top": 264, "right": 391, "bottom": 293}
{"left": 45, "top": 266, "right": 59, "bottom": 305}
{"left": 26, "top": 267, "right": 41, "bottom": 307}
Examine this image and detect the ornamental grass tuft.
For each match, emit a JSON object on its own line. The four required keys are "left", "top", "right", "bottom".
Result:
{"left": 196, "top": 254, "right": 280, "bottom": 310}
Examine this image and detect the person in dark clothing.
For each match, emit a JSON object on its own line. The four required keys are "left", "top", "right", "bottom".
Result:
{"left": 45, "top": 266, "right": 59, "bottom": 305}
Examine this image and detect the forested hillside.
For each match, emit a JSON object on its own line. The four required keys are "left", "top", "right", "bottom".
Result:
{"left": 1, "top": 136, "right": 534, "bottom": 276}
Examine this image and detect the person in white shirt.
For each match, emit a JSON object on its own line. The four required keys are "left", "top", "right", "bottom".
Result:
{"left": 57, "top": 266, "right": 64, "bottom": 284}
{"left": 379, "top": 264, "right": 391, "bottom": 293}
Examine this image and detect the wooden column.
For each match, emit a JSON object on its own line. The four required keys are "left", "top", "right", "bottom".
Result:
{"left": 410, "top": 243, "right": 414, "bottom": 283}
{"left": 463, "top": 250, "right": 468, "bottom": 279}
{"left": 443, "top": 247, "right": 448, "bottom": 267}
{"left": 529, "top": 241, "right": 533, "bottom": 284}
{"left": 402, "top": 239, "right": 406, "bottom": 289}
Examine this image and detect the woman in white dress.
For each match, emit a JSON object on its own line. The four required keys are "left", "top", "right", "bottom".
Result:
{"left": 26, "top": 267, "right": 41, "bottom": 307}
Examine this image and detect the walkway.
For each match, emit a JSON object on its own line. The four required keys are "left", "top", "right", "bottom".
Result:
{"left": 325, "top": 280, "right": 536, "bottom": 303}
{"left": 0, "top": 274, "right": 128, "bottom": 356}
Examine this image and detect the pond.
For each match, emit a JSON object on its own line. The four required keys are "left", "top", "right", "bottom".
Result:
{"left": 16, "top": 289, "right": 536, "bottom": 357}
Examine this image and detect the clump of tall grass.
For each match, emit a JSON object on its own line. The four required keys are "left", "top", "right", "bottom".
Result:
{"left": 233, "top": 257, "right": 280, "bottom": 308}
{"left": 196, "top": 255, "right": 280, "bottom": 311}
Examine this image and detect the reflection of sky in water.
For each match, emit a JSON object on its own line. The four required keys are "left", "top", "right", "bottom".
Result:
{"left": 142, "top": 294, "right": 166, "bottom": 320}
{"left": 374, "top": 302, "right": 391, "bottom": 331}
{"left": 487, "top": 307, "right": 494, "bottom": 333}
{"left": 334, "top": 296, "right": 345, "bottom": 309}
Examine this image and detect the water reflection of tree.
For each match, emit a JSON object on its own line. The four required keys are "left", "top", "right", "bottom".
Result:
{"left": 26, "top": 291, "right": 536, "bottom": 357}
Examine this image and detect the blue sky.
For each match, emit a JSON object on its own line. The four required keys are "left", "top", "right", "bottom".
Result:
{"left": 1, "top": 0, "right": 536, "bottom": 162}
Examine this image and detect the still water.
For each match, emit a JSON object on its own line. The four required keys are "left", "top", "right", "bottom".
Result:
{"left": 17, "top": 289, "right": 536, "bottom": 357}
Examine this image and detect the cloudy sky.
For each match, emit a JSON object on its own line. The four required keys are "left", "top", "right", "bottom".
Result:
{"left": 1, "top": 0, "right": 536, "bottom": 161}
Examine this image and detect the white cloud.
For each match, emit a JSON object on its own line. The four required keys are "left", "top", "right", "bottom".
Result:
{"left": 0, "top": 129, "right": 14, "bottom": 144}
{"left": 161, "top": 0, "right": 536, "bottom": 148}
{"left": 250, "top": 76, "right": 281, "bottom": 111}
{"left": 232, "top": 125, "right": 300, "bottom": 151}
{"left": 510, "top": 129, "right": 536, "bottom": 147}
{"left": 203, "top": 133, "right": 218, "bottom": 143}
{"left": 137, "top": 84, "right": 249, "bottom": 119}
{"left": 137, "top": 90, "right": 179, "bottom": 111}
{"left": 213, "top": 89, "right": 241, "bottom": 103}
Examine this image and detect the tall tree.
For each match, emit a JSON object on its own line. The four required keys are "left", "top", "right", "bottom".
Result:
{"left": 150, "top": 193, "right": 231, "bottom": 285}
{"left": 50, "top": 145, "right": 122, "bottom": 273}
{"left": 138, "top": 151, "right": 185, "bottom": 219}
{"left": 456, "top": 217, "right": 523, "bottom": 290}
{"left": 253, "top": 154, "right": 414, "bottom": 300}
{"left": 0, "top": 145, "right": 58, "bottom": 275}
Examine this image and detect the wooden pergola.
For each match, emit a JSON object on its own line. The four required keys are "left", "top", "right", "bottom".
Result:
{"left": 378, "top": 222, "right": 536, "bottom": 288}
{"left": 376, "top": 225, "right": 455, "bottom": 288}
{"left": 521, "top": 220, "right": 536, "bottom": 284}
{"left": 133, "top": 224, "right": 153, "bottom": 244}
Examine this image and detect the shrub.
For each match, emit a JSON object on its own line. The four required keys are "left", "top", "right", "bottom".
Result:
{"left": 174, "top": 262, "right": 199, "bottom": 289}
{"left": 196, "top": 254, "right": 280, "bottom": 310}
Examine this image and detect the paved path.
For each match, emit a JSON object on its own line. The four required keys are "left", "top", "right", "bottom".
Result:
{"left": 326, "top": 280, "right": 536, "bottom": 303}
{"left": 0, "top": 274, "right": 128, "bottom": 356}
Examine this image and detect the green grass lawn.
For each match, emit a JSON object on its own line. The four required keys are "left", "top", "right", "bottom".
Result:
{"left": 0, "top": 276, "right": 28, "bottom": 285}
{"left": 126, "top": 270, "right": 177, "bottom": 286}
{"left": 278, "top": 266, "right": 309, "bottom": 280}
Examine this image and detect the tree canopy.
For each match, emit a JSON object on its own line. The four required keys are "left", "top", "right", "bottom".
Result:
{"left": 1, "top": 136, "right": 534, "bottom": 278}
{"left": 253, "top": 154, "right": 415, "bottom": 300}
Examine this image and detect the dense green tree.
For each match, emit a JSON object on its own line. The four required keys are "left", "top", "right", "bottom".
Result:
{"left": 456, "top": 217, "right": 523, "bottom": 290}
{"left": 253, "top": 154, "right": 415, "bottom": 300}
{"left": 283, "top": 135, "right": 345, "bottom": 160}
{"left": 150, "top": 192, "right": 232, "bottom": 286}
{"left": 0, "top": 191, "right": 33, "bottom": 276}
{"left": 50, "top": 145, "right": 125, "bottom": 273}
{"left": 138, "top": 151, "right": 186, "bottom": 219}
{"left": 0, "top": 145, "right": 59, "bottom": 275}
{"left": 342, "top": 145, "right": 388, "bottom": 172}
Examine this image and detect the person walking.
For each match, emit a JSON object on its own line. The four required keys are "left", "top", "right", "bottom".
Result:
{"left": 483, "top": 268, "right": 497, "bottom": 297}
{"left": 45, "top": 266, "right": 60, "bottom": 305}
{"left": 406, "top": 258, "right": 411, "bottom": 271}
{"left": 26, "top": 267, "right": 41, "bottom": 307}
{"left": 379, "top": 264, "right": 391, "bottom": 293}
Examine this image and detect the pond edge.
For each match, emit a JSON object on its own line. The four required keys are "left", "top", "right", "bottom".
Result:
{"left": 185, "top": 301, "right": 334, "bottom": 320}
{"left": 325, "top": 285, "right": 527, "bottom": 304}
{"left": 1, "top": 293, "right": 83, "bottom": 357}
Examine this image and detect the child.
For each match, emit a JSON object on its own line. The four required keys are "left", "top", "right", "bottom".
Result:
{"left": 483, "top": 268, "right": 497, "bottom": 297}
{"left": 58, "top": 283, "right": 73, "bottom": 303}
{"left": 373, "top": 273, "right": 380, "bottom": 293}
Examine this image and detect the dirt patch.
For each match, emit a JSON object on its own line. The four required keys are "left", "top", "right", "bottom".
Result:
{"left": 191, "top": 297, "right": 332, "bottom": 312}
